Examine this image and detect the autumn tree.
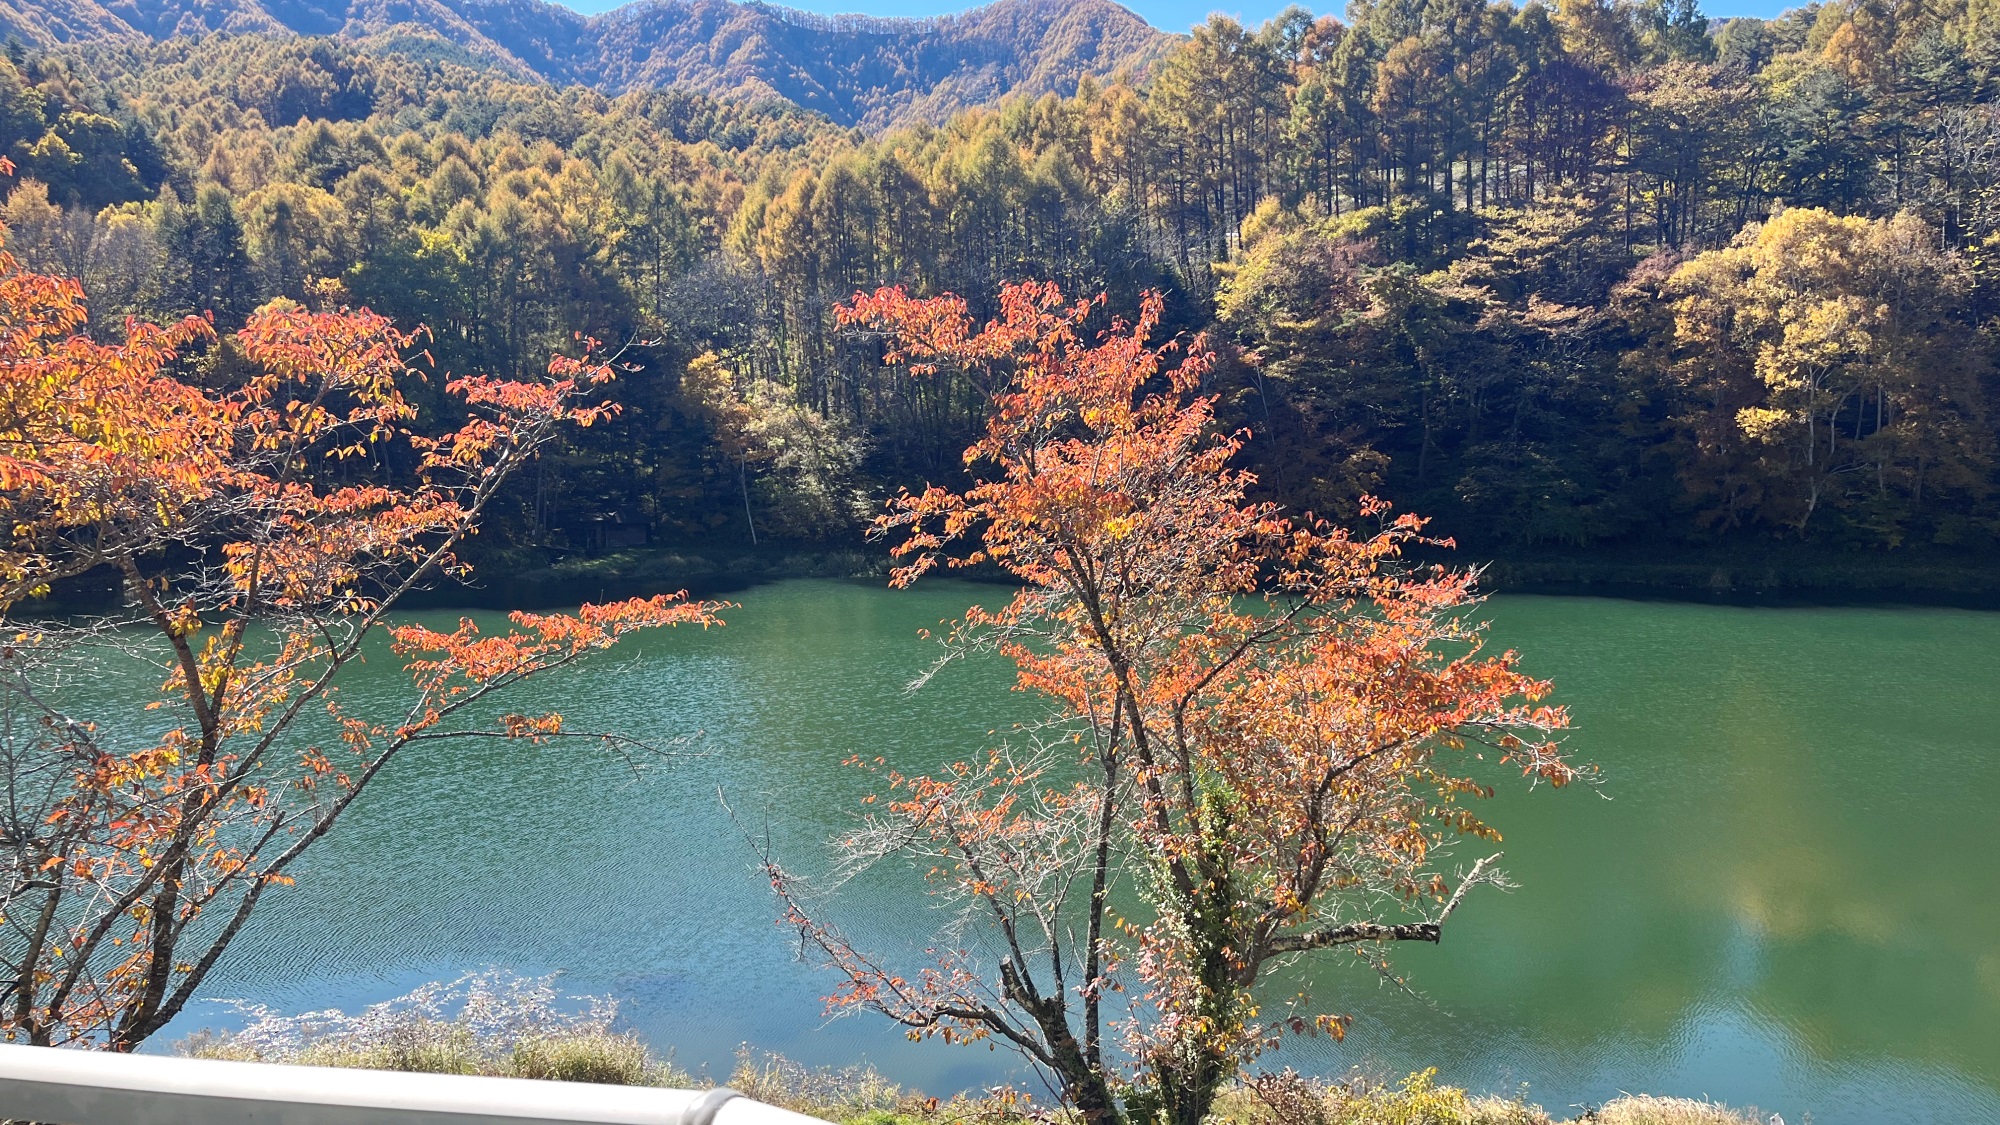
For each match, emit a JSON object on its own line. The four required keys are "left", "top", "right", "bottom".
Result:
{"left": 5, "top": 11, "right": 1996, "bottom": 560}
{"left": 680, "top": 350, "right": 867, "bottom": 543}
{"left": 1666, "top": 207, "right": 1991, "bottom": 539}
{"left": 764, "top": 282, "right": 1577, "bottom": 1125}
{"left": 0, "top": 230, "right": 722, "bottom": 1050}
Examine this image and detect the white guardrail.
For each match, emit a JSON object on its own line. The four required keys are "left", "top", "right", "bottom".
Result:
{"left": 0, "top": 1044, "right": 834, "bottom": 1125}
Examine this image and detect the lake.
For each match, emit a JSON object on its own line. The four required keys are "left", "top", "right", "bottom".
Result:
{"left": 155, "top": 579, "right": 1999, "bottom": 1124}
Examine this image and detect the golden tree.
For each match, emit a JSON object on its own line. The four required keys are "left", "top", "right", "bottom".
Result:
{"left": 1667, "top": 207, "right": 1990, "bottom": 538}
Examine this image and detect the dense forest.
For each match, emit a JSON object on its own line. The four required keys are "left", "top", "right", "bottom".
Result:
{"left": 4, "top": 0, "right": 1999, "bottom": 589}
{"left": 0, "top": 0, "right": 1171, "bottom": 130}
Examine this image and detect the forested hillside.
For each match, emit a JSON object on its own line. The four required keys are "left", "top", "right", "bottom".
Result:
{"left": 0, "top": 0, "right": 1171, "bottom": 128}
{"left": 3, "top": 0, "right": 1999, "bottom": 592}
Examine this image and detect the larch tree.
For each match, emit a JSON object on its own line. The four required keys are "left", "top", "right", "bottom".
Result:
{"left": 763, "top": 281, "right": 1577, "bottom": 1125}
{"left": 0, "top": 223, "right": 722, "bottom": 1051}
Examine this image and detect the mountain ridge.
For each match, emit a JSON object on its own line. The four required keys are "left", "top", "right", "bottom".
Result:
{"left": 0, "top": 0, "right": 1173, "bottom": 128}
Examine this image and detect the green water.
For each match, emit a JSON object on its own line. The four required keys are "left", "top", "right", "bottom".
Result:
{"left": 158, "top": 580, "right": 1998, "bottom": 1123}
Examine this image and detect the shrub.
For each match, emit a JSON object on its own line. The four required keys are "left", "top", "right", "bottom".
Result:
{"left": 1227, "top": 1069, "right": 1551, "bottom": 1125}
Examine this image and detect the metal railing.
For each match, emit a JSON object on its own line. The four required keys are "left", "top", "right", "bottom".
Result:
{"left": 0, "top": 1044, "right": 833, "bottom": 1125}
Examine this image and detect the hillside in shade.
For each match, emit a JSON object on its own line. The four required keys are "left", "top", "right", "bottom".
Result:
{"left": 0, "top": 0, "right": 1172, "bottom": 127}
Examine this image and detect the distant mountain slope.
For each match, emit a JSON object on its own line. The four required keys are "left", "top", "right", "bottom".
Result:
{"left": 0, "top": 0, "right": 1172, "bottom": 128}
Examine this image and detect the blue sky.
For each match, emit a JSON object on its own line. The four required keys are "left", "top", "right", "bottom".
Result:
{"left": 552, "top": 0, "right": 1798, "bottom": 32}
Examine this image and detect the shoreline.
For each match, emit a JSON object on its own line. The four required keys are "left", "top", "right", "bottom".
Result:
{"left": 452, "top": 541, "right": 2000, "bottom": 612}
{"left": 20, "top": 541, "right": 2000, "bottom": 617}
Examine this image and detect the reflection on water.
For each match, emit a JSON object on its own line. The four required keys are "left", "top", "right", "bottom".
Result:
{"left": 150, "top": 580, "right": 1999, "bottom": 1124}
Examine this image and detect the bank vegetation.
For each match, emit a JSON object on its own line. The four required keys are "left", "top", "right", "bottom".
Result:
{"left": 176, "top": 973, "right": 1774, "bottom": 1125}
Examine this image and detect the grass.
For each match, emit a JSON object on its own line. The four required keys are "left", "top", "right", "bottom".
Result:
{"left": 1590, "top": 1095, "right": 1773, "bottom": 1125}
{"left": 726, "top": 1047, "right": 938, "bottom": 1120}
{"left": 174, "top": 976, "right": 1779, "bottom": 1125}
{"left": 182, "top": 1030, "right": 1777, "bottom": 1125}
{"left": 182, "top": 1022, "right": 679, "bottom": 1086}
{"left": 1221, "top": 1070, "right": 1772, "bottom": 1125}
{"left": 175, "top": 970, "right": 688, "bottom": 1087}
{"left": 511, "top": 1031, "right": 657, "bottom": 1085}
